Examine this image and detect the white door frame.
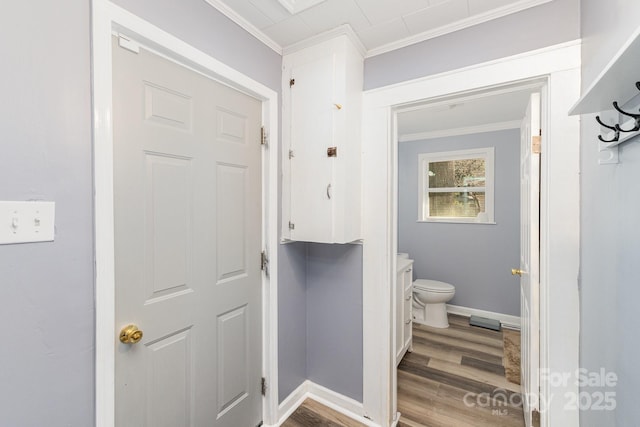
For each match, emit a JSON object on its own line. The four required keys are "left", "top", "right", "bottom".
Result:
{"left": 361, "top": 40, "right": 581, "bottom": 427}
{"left": 91, "top": 2, "right": 280, "bottom": 426}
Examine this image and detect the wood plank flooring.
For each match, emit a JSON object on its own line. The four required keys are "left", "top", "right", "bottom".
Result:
{"left": 398, "top": 314, "right": 524, "bottom": 427}
{"left": 281, "top": 399, "right": 367, "bottom": 427}
{"left": 282, "top": 314, "right": 524, "bottom": 427}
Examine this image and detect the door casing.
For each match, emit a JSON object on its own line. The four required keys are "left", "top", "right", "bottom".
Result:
{"left": 362, "top": 41, "right": 581, "bottom": 427}
{"left": 91, "top": 2, "right": 280, "bottom": 426}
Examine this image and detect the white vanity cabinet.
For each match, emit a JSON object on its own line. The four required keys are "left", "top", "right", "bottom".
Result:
{"left": 396, "top": 257, "right": 414, "bottom": 364}
{"left": 281, "top": 34, "right": 364, "bottom": 243}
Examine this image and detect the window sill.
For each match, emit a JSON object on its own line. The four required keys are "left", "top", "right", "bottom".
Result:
{"left": 417, "top": 219, "right": 497, "bottom": 225}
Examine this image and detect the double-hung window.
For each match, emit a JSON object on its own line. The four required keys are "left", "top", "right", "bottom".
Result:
{"left": 418, "top": 147, "right": 495, "bottom": 224}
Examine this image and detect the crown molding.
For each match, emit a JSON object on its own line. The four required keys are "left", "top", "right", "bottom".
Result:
{"left": 282, "top": 24, "right": 367, "bottom": 57}
{"left": 202, "top": 0, "right": 283, "bottom": 54}
{"left": 399, "top": 120, "right": 522, "bottom": 143}
{"left": 204, "top": 0, "right": 554, "bottom": 61}
{"left": 365, "top": 0, "right": 554, "bottom": 58}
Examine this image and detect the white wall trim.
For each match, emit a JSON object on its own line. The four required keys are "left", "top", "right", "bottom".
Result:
{"left": 92, "top": 2, "right": 280, "bottom": 426}
{"left": 272, "top": 381, "right": 380, "bottom": 427}
{"left": 201, "top": 0, "right": 283, "bottom": 54}
{"left": 445, "top": 304, "right": 521, "bottom": 330}
{"left": 399, "top": 120, "right": 521, "bottom": 142}
{"left": 365, "top": 0, "right": 554, "bottom": 58}
{"left": 362, "top": 40, "right": 580, "bottom": 427}
{"left": 273, "top": 382, "right": 309, "bottom": 426}
{"left": 366, "top": 39, "right": 581, "bottom": 99}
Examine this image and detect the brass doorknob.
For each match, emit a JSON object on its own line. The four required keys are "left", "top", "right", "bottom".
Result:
{"left": 511, "top": 269, "right": 524, "bottom": 276}
{"left": 119, "top": 324, "right": 144, "bottom": 344}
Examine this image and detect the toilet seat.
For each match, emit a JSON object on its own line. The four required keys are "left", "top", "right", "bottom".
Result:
{"left": 414, "top": 279, "right": 455, "bottom": 293}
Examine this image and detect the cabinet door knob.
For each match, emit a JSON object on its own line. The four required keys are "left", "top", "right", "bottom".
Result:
{"left": 327, "top": 184, "right": 332, "bottom": 199}
{"left": 334, "top": 103, "right": 342, "bottom": 110}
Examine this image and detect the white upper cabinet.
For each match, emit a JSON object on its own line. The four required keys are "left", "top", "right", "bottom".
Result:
{"left": 282, "top": 34, "right": 364, "bottom": 243}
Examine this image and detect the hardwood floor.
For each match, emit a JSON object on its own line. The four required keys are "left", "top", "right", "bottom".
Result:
{"left": 398, "top": 314, "right": 524, "bottom": 427}
{"left": 281, "top": 314, "right": 524, "bottom": 427}
{"left": 281, "top": 399, "right": 367, "bottom": 427}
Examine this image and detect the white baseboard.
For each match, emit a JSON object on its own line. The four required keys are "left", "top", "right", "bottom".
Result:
{"left": 446, "top": 304, "right": 521, "bottom": 330}
{"left": 269, "top": 381, "right": 308, "bottom": 427}
{"left": 273, "top": 381, "right": 380, "bottom": 427}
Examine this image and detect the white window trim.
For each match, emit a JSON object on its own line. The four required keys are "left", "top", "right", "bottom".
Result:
{"left": 417, "top": 147, "right": 495, "bottom": 224}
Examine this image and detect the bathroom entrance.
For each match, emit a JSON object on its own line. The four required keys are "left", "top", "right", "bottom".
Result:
{"left": 392, "top": 80, "right": 545, "bottom": 427}
{"left": 361, "top": 43, "right": 580, "bottom": 427}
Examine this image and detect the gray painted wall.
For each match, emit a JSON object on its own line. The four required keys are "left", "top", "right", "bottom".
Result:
{"left": 0, "top": 1, "right": 286, "bottom": 425}
{"left": 306, "top": 243, "right": 363, "bottom": 403}
{"left": 398, "top": 130, "right": 521, "bottom": 316}
{"left": 111, "top": 0, "right": 281, "bottom": 91}
{"left": 579, "top": 1, "right": 640, "bottom": 425}
{"left": 363, "top": 0, "right": 580, "bottom": 90}
{"left": 278, "top": 242, "right": 308, "bottom": 402}
{"left": 277, "top": 241, "right": 364, "bottom": 404}
{"left": 0, "top": 2, "right": 93, "bottom": 426}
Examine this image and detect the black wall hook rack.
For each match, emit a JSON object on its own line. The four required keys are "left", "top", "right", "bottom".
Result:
{"left": 596, "top": 116, "right": 619, "bottom": 143}
{"left": 596, "top": 81, "right": 640, "bottom": 143}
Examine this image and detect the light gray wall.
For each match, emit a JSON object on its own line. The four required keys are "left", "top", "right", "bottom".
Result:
{"left": 306, "top": 243, "right": 363, "bottom": 402}
{"left": 111, "top": 0, "right": 281, "bottom": 91}
{"left": 398, "top": 130, "right": 521, "bottom": 316}
{"left": 0, "top": 2, "right": 94, "bottom": 426}
{"left": 0, "top": 1, "right": 285, "bottom": 425}
{"left": 277, "top": 242, "right": 308, "bottom": 402}
{"left": 363, "top": 0, "right": 580, "bottom": 90}
{"left": 579, "top": 1, "right": 640, "bottom": 425}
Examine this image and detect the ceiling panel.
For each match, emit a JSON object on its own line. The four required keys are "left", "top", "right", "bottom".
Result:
{"left": 230, "top": 0, "right": 276, "bottom": 29}
{"left": 298, "top": 0, "right": 371, "bottom": 34}
{"left": 354, "top": 0, "right": 431, "bottom": 26}
{"left": 357, "top": 18, "right": 410, "bottom": 50}
{"left": 262, "top": 15, "right": 316, "bottom": 46}
{"left": 403, "top": 0, "right": 469, "bottom": 35}
{"left": 468, "top": 0, "right": 517, "bottom": 15}
{"left": 248, "top": 0, "right": 291, "bottom": 23}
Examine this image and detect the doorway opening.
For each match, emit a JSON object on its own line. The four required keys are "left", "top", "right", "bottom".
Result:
{"left": 392, "top": 80, "right": 545, "bottom": 427}
{"left": 361, "top": 41, "right": 580, "bottom": 427}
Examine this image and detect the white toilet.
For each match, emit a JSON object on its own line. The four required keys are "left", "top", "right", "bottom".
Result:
{"left": 412, "top": 279, "right": 456, "bottom": 328}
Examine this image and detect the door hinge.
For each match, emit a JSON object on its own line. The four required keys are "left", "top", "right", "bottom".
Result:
{"left": 118, "top": 34, "right": 140, "bottom": 54}
{"left": 289, "top": 78, "right": 295, "bottom": 87}
{"left": 288, "top": 221, "right": 295, "bottom": 230}
{"left": 532, "top": 133, "right": 541, "bottom": 154}
{"left": 261, "top": 377, "right": 267, "bottom": 396}
{"left": 288, "top": 149, "right": 295, "bottom": 159}
{"left": 261, "top": 250, "right": 269, "bottom": 277}
{"left": 261, "top": 127, "right": 268, "bottom": 147}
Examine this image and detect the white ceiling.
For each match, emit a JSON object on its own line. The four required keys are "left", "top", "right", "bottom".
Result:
{"left": 206, "top": 0, "right": 553, "bottom": 56}
{"left": 397, "top": 88, "right": 534, "bottom": 141}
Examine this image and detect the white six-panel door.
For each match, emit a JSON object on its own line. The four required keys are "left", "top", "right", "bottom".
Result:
{"left": 520, "top": 93, "right": 541, "bottom": 427}
{"left": 112, "top": 37, "right": 262, "bottom": 427}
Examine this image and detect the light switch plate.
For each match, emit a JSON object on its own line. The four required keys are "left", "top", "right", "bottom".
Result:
{"left": 0, "top": 201, "right": 55, "bottom": 244}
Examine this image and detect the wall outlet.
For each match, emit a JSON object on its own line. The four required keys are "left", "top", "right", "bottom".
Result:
{"left": 0, "top": 201, "right": 55, "bottom": 245}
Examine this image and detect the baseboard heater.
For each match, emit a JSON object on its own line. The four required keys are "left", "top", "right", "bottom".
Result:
{"left": 469, "top": 315, "right": 501, "bottom": 331}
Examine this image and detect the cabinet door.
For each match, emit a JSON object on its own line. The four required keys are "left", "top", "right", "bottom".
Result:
{"left": 403, "top": 268, "right": 413, "bottom": 350}
{"left": 403, "top": 287, "right": 412, "bottom": 349}
{"left": 289, "top": 54, "right": 335, "bottom": 243}
{"left": 395, "top": 271, "right": 404, "bottom": 361}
